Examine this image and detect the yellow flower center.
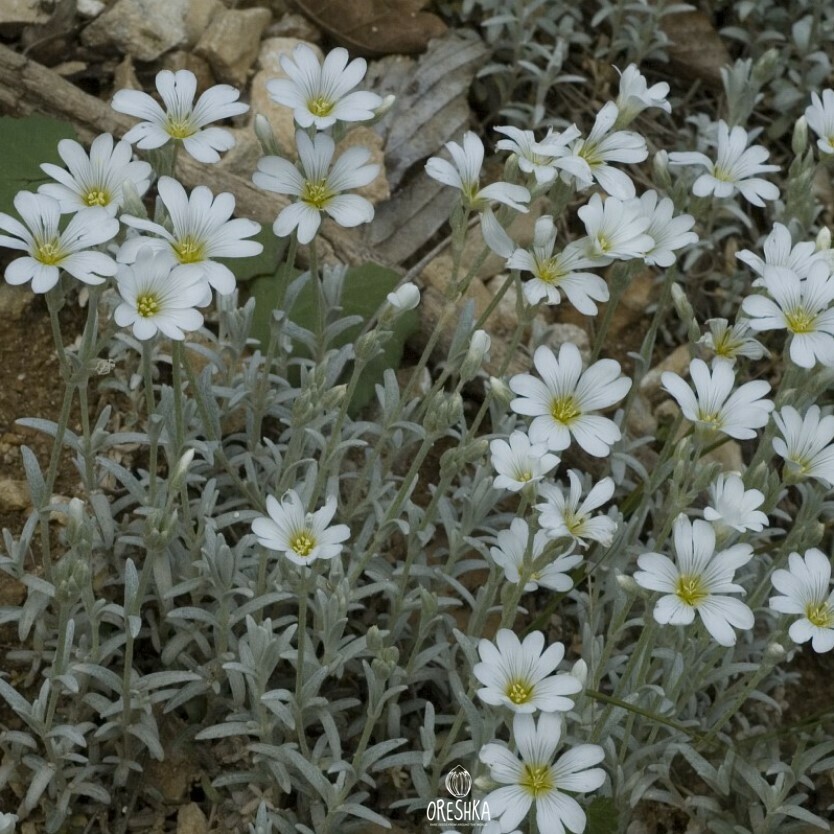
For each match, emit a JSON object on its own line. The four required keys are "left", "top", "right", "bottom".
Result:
{"left": 173, "top": 236, "right": 204, "bottom": 264}
{"left": 675, "top": 574, "right": 708, "bottom": 607}
{"left": 35, "top": 239, "right": 65, "bottom": 266}
{"left": 577, "top": 142, "right": 601, "bottom": 168}
{"left": 301, "top": 179, "right": 333, "bottom": 210}
{"left": 290, "top": 531, "right": 316, "bottom": 558}
{"left": 564, "top": 510, "right": 585, "bottom": 536}
{"left": 521, "top": 764, "right": 554, "bottom": 798}
{"left": 537, "top": 259, "right": 564, "bottom": 285}
{"left": 712, "top": 165, "right": 733, "bottom": 182}
{"left": 166, "top": 118, "right": 196, "bottom": 140}
{"left": 805, "top": 601, "right": 833, "bottom": 628}
{"left": 307, "top": 96, "right": 335, "bottom": 117}
{"left": 697, "top": 410, "right": 723, "bottom": 428}
{"left": 550, "top": 394, "right": 581, "bottom": 425}
{"left": 506, "top": 679, "right": 534, "bottom": 705}
{"left": 785, "top": 307, "right": 815, "bottom": 334}
{"left": 712, "top": 333, "right": 740, "bottom": 359}
{"left": 84, "top": 188, "right": 110, "bottom": 207}
{"left": 516, "top": 470, "right": 533, "bottom": 483}
{"left": 136, "top": 293, "right": 160, "bottom": 318}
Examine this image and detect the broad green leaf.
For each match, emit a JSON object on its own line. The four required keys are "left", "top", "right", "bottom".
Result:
{"left": 0, "top": 115, "right": 77, "bottom": 215}
{"left": 248, "top": 261, "right": 417, "bottom": 414}
{"left": 586, "top": 797, "right": 619, "bottom": 834}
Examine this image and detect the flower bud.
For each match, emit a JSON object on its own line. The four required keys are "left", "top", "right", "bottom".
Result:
{"left": 616, "top": 573, "right": 641, "bottom": 595}
{"left": 652, "top": 150, "right": 672, "bottom": 189}
{"left": 355, "top": 330, "right": 382, "bottom": 362}
{"left": 570, "top": 659, "right": 588, "bottom": 687}
{"left": 321, "top": 384, "right": 347, "bottom": 410}
{"left": 765, "top": 642, "right": 786, "bottom": 663}
{"left": 792, "top": 115, "right": 808, "bottom": 157}
{"left": 816, "top": 226, "right": 831, "bottom": 251}
{"left": 488, "top": 376, "right": 513, "bottom": 408}
{"left": 170, "top": 448, "right": 195, "bottom": 492}
{"left": 460, "top": 329, "right": 491, "bottom": 381}
{"left": 387, "top": 282, "right": 421, "bottom": 311}
{"left": 120, "top": 178, "right": 147, "bottom": 218}
{"left": 254, "top": 114, "right": 283, "bottom": 156}
{"left": 0, "top": 812, "right": 19, "bottom": 834}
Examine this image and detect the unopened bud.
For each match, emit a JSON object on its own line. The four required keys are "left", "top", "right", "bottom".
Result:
{"left": 816, "top": 227, "right": 831, "bottom": 251}
{"left": 570, "top": 659, "right": 588, "bottom": 687}
{"left": 765, "top": 642, "right": 786, "bottom": 663}
{"left": 488, "top": 376, "right": 513, "bottom": 408}
{"left": 460, "top": 329, "right": 491, "bottom": 381}
{"left": 254, "top": 114, "right": 283, "bottom": 156}
{"left": 792, "top": 116, "right": 808, "bottom": 157}
{"left": 671, "top": 283, "right": 698, "bottom": 338}
{"left": 170, "top": 448, "right": 195, "bottom": 491}
{"left": 120, "top": 179, "right": 147, "bottom": 218}
{"left": 373, "top": 94, "right": 396, "bottom": 121}
{"left": 386, "top": 282, "right": 420, "bottom": 312}
{"left": 652, "top": 150, "right": 672, "bottom": 189}
{"left": 616, "top": 573, "right": 641, "bottom": 595}
{"left": 355, "top": 330, "right": 382, "bottom": 362}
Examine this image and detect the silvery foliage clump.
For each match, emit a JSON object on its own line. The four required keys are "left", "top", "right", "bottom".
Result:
{"left": 1, "top": 20, "right": 834, "bottom": 834}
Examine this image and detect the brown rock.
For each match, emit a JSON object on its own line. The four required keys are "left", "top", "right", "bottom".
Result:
{"left": 662, "top": 10, "right": 731, "bottom": 88}
{"left": 183, "top": 0, "right": 224, "bottom": 46}
{"left": 217, "top": 127, "right": 263, "bottom": 178}
{"left": 195, "top": 7, "right": 272, "bottom": 87}
{"left": 0, "top": 283, "right": 34, "bottom": 318}
{"left": 162, "top": 51, "right": 215, "bottom": 92}
{"left": 640, "top": 344, "right": 691, "bottom": 397}
{"left": 0, "top": 479, "right": 29, "bottom": 511}
{"left": 266, "top": 11, "right": 322, "bottom": 42}
{"left": 113, "top": 55, "right": 141, "bottom": 92}
{"left": 176, "top": 803, "right": 208, "bottom": 834}
{"left": 0, "top": 0, "right": 49, "bottom": 31}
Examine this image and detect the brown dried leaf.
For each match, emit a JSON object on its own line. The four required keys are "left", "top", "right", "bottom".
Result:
{"left": 661, "top": 10, "right": 731, "bottom": 88}
{"left": 292, "top": 0, "right": 447, "bottom": 56}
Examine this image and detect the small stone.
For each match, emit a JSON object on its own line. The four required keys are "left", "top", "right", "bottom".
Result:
{"left": 626, "top": 391, "right": 658, "bottom": 438}
{"left": 609, "top": 270, "right": 656, "bottom": 340}
{"left": 82, "top": 0, "right": 191, "bottom": 61}
{"left": 195, "top": 7, "right": 272, "bottom": 87}
{"left": 547, "top": 323, "right": 591, "bottom": 361}
{"left": 183, "top": 0, "right": 224, "bottom": 47}
{"left": 113, "top": 55, "right": 141, "bottom": 91}
{"left": 217, "top": 127, "right": 262, "bottom": 177}
{"left": 336, "top": 126, "right": 389, "bottom": 205}
{"left": 640, "top": 344, "right": 691, "bottom": 397}
{"left": 0, "top": 479, "right": 29, "bottom": 511}
{"left": 266, "top": 11, "right": 321, "bottom": 42}
{"left": 0, "top": 283, "right": 34, "bottom": 318}
{"left": 77, "top": 0, "right": 106, "bottom": 17}
{"left": 53, "top": 61, "right": 87, "bottom": 77}
{"left": 0, "top": 0, "right": 48, "bottom": 31}
{"left": 176, "top": 803, "right": 208, "bottom": 834}
{"left": 250, "top": 39, "right": 322, "bottom": 159}
{"left": 703, "top": 439, "right": 743, "bottom": 471}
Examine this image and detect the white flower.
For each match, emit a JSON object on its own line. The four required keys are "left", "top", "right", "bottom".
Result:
{"left": 0, "top": 192, "right": 118, "bottom": 293}
{"left": 495, "top": 124, "right": 590, "bottom": 185}
{"left": 490, "top": 430, "right": 560, "bottom": 492}
{"left": 425, "top": 131, "right": 531, "bottom": 212}
{"left": 119, "top": 176, "right": 262, "bottom": 296}
{"left": 474, "top": 629, "right": 582, "bottom": 713}
{"left": 615, "top": 64, "right": 671, "bottom": 124}
{"left": 254, "top": 131, "right": 378, "bottom": 245}
{"left": 267, "top": 44, "right": 382, "bottom": 130}
{"left": 479, "top": 712, "right": 606, "bottom": 833}
{"left": 567, "top": 101, "right": 648, "bottom": 199}
{"left": 631, "top": 190, "right": 698, "bottom": 268}
{"left": 770, "top": 549, "right": 834, "bottom": 653}
{"left": 113, "top": 249, "right": 205, "bottom": 341}
{"left": 703, "top": 473, "right": 768, "bottom": 534}
{"left": 699, "top": 318, "right": 768, "bottom": 366}
{"left": 773, "top": 405, "right": 834, "bottom": 487}
{"left": 0, "top": 813, "right": 17, "bottom": 834}
{"left": 490, "top": 518, "right": 582, "bottom": 593}
{"left": 38, "top": 133, "right": 152, "bottom": 215}
{"left": 386, "top": 282, "right": 420, "bottom": 311}
{"left": 112, "top": 69, "right": 248, "bottom": 163}
{"left": 668, "top": 121, "right": 779, "bottom": 206}
{"left": 805, "top": 89, "right": 834, "bottom": 155}
{"left": 736, "top": 222, "right": 823, "bottom": 283}
{"left": 577, "top": 192, "right": 654, "bottom": 262}
{"left": 510, "top": 342, "right": 632, "bottom": 457}
{"left": 634, "top": 515, "right": 754, "bottom": 647}
{"left": 507, "top": 215, "right": 609, "bottom": 314}
{"left": 252, "top": 490, "right": 350, "bottom": 566}
{"left": 742, "top": 262, "right": 834, "bottom": 368}
{"left": 537, "top": 471, "right": 617, "bottom": 548}
{"left": 661, "top": 358, "right": 773, "bottom": 440}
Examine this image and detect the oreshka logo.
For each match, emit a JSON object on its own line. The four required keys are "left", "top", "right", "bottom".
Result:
{"left": 425, "top": 765, "right": 491, "bottom": 828}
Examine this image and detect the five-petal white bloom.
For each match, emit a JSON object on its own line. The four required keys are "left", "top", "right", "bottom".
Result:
{"left": 254, "top": 130, "right": 378, "bottom": 245}
{"left": 39, "top": 133, "right": 152, "bottom": 215}
{"left": 770, "top": 549, "right": 834, "bottom": 653}
{"left": 578, "top": 192, "right": 654, "bottom": 262}
{"left": 704, "top": 473, "right": 768, "bottom": 534}
{"left": 479, "top": 712, "right": 606, "bottom": 833}
{"left": 805, "top": 89, "right": 834, "bottom": 156}
{"left": 737, "top": 222, "right": 824, "bottom": 284}
{"left": 630, "top": 190, "right": 698, "bottom": 267}
{"left": 661, "top": 358, "right": 773, "bottom": 439}
{"left": 119, "top": 176, "right": 262, "bottom": 296}
{"left": 510, "top": 342, "right": 632, "bottom": 457}
{"left": 474, "top": 629, "right": 582, "bottom": 714}
{"left": 252, "top": 490, "right": 350, "bottom": 566}
{"left": 634, "top": 515, "right": 755, "bottom": 647}
{"left": 267, "top": 44, "right": 382, "bottom": 130}
{"left": 112, "top": 69, "right": 248, "bottom": 163}
{"left": 742, "top": 262, "right": 834, "bottom": 368}
{"left": 495, "top": 124, "right": 590, "bottom": 185}
{"left": 0, "top": 192, "right": 118, "bottom": 293}
{"left": 114, "top": 249, "right": 206, "bottom": 341}
{"left": 773, "top": 405, "right": 834, "bottom": 487}
{"left": 490, "top": 430, "right": 560, "bottom": 492}
{"left": 537, "top": 471, "right": 618, "bottom": 548}
{"left": 507, "top": 215, "right": 609, "bottom": 313}
{"left": 490, "top": 518, "right": 582, "bottom": 593}
{"left": 699, "top": 318, "right": 768, "bottom": 366}
{"left": 425, "top": 131, "right": 531, "bottom": 212}
{"left": 669, "top": 121, "right": 780, "bottom": 206}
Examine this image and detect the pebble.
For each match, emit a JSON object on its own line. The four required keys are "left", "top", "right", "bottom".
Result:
{"left": 0, "top": 478, "right": 29, "bottom": 512}
{"left": 195, "top": 7, "right": 272, "bottom": 87}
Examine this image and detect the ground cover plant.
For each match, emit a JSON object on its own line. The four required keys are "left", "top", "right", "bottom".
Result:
{"left": 0, "top": 1, "right": 834, "bottom": 833}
